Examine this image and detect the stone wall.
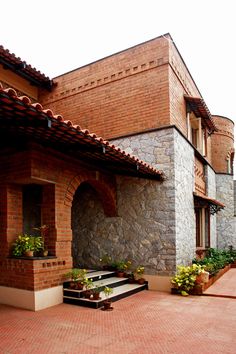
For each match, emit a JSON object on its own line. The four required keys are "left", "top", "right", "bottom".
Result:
{"left": 112, "top": 128, "right": 176, "bottom": 275}
{"left": 72, "top": 128, "right": 177, "bottom": 275}
{"left": 73, "top": 127, "right": 215, "bottom": 274}
{"left": 205, "top": 165, "right": 217, "bottom": 248}
{"left": 174, "top": 130, "right": 195, "bottom": 266}
{"left": 216, "top": 174, "right": 236, "bottom": 248}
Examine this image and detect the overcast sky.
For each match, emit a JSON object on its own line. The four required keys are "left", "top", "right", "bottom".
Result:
{"left": 1, "top": 0, "right": 236, "bottom": 124}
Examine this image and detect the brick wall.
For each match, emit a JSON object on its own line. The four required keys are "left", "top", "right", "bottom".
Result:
{"left": 0, "top": 144, "right": 116, "bottom": 291}
{"left": 40, "top": 36, "right": 172, "bottom": 139}
{"left": 211, "top": 115, "right": 234, "bottom": 173}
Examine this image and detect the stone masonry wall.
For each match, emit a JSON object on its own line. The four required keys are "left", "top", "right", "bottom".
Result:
{"left": 216, "top": 174, "right": 236, "bottom": 248}
{"left": 72, "top": 127, "right": 200, "bottom": 274}
{"left": 72, "top": 128, "right": 176, "bottom": 275}
{"left": 205, "top": 165, "right": 217, "bottom": 248}
{"left": 174, "top": 130, "right": 195, "bottom": 266}
{"left": 112, "top": 128, "right": 176, "bottom": 275}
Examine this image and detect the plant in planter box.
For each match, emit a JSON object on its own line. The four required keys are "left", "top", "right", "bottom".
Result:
{"left": 65, "top": 268, "right": 87, "bottom": 290}
{"left": 12, "top": 234, "right": 43, "bottom": 257}
{"left": 82, "top": 277, "right": 94, "bottom": 298}
{"left": 171, "top": 264, "right": 205, "bottom": 296}
{"left": 134, "top": 265, "right": 145, "bottom": 284}
{"left": 103, "top": 286, "right": 113, "bottom": 310}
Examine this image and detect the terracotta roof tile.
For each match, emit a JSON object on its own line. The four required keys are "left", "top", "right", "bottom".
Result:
{"left": 0, "top": 45, "right": 53, "bottom": 89}
{"left": 184, "top": 95, "right": 217, "bottom": 132}
{"left": 0, "top": 83, "right": 164, "bottom": 181}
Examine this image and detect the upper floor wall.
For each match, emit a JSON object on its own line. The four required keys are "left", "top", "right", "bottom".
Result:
{"left": 40, "top": 35, "right": 172, "bottom": 139}
{"left": 39, "top": 35, "right": 225, "bottom": 167}
{"left": 211, "top": 115, "right": 234, "bottom": 174}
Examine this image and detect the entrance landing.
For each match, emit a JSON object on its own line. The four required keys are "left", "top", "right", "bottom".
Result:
{"left": 203, "top": 268, "right": 236, "bottom": 299}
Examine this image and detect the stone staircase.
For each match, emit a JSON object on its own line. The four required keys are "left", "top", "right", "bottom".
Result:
{"left": 63, "top": 270, "right": 148, "bottom": 308}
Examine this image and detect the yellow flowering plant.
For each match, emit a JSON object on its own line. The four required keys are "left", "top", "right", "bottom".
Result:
{"left": 171, "top": 264, "right": 205, "bottom": 296}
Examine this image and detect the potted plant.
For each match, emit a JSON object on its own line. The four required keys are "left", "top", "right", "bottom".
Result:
{"left": 103, "top": 286, "right": 113, "bottom": 310}
{"left": 12, "top": 234, "right": 43, "bottom": 257}
{"left": 34, "top": 225, "right": 49, "bottom": 256}
{"left": 116, "top": 260, "right": 131, "bottom": 277}
{"left": 134, "top": 265, "right": 145, "bottom": 284}
{"left": 171, "top": 264, "right": 205, "bottom": 296}
{"left": 65, "top": 268, "right": 87, "bottom": 290}
{"left": 82, "top": 277, "right": 94, "bottom": 298}
{"left": 91, "top": 284, "right": 102, "bottom": 300}
{"left": 99, "top": 254, "right": 112, "bottom": 270}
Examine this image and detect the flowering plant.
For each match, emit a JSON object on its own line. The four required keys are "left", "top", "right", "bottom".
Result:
{"left": 12, "top": 234, "right": 43, "bottom": 256}
{"left": 171, "top": 264, "right": 205, "bottom": 296}
{"left": 135, "top": 265, "right": 145, "bottom": 276}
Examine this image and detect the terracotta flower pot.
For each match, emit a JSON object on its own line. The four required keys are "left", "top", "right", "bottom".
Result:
{"left": 92, "top": 292, "right": 100, "bottom": 300}
{"left": 24, "top": 250, "right": 34, "bottom": 257}
{"left": 137, "top": 278, "right": 146, "bottom": 285}
{"left": 83, "top": 290, "right": 92, "bottom": 299}
{"left": 103, "top": 300, "right": 112, "bottom": 310}
{"left": 116, "top": 271, "right": 124, "bottom": 278}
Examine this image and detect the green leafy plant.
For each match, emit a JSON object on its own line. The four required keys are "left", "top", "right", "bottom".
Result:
{"left": 12, "top": 234, "right": 43, "bottom": 256}
{"left": 65, "top": 268, "right": 87, "bottom": 282}
{"left": 82, "top": 277, "right": 94, "bottom": 290}
{"left": 34, "top": 224, "right": 49, "bottom": 252}
{"left": 116, "top": 260, "right": 132, "bottom": 272}
{"left": 171, "top": 264, "right": 205, "bottom": 296}
{"left": 193, "top": 247, "right": 235, "bottom": 276}
{"left": 134, "top": 265, "right": 145, "bottom": 279}
{"left": 103, "top": 286, "right": 113, "bottom": 299}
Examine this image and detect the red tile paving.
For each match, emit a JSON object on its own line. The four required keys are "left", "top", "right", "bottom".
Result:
{"left": 204, "top": 268, "right": 236, "bottom": 299}
{"left": 0, "top": 291, "right": 236, "bottom": 353}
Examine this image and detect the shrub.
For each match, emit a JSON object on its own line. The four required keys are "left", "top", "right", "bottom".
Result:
{"left": 171, "top": 264, "right": 205, "bottom": 296}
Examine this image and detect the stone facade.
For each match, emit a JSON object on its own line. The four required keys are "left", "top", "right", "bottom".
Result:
{"left": 113, "top": 127, "right": 196, "bottom": 271}
{"left": 216, "top": 174, "right": 236, "bottom": 248}
{"left": 174, "top": 129, "right": 195, "bottom": 266}
{"left": 205, "top": 165, "right": 217, "bottom": 248}
{"left": 72, "top": 128, "right": 177, "bottom": 275}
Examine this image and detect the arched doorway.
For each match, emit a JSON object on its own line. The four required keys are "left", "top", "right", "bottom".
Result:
{"left": 71, "top": 181, "right": 117, "bottom": 269}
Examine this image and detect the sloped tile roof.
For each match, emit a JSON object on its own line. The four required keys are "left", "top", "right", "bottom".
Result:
{"left": 184, "top": 95, "right": 217, "bottom": 132}
{"left": 0, "top": 83, "right": 164, "bottom": 180}
{"left": 0, "top": 45, "right": 53, "bottom": 89}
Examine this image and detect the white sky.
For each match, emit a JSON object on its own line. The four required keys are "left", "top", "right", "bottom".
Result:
{"left": 1, "top": 0, "right": 236, "bottom": 123}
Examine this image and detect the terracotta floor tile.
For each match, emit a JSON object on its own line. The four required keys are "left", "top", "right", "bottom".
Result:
{"left": 204, "top": 269, "right": 236, "bottom": 298}
{"left": 1, "top": 290, "right": 236, "bottom": 353}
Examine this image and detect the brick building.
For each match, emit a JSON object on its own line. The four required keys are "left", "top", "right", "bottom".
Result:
{"left": 0, "top": 33, "right": 235, "bottom": 310}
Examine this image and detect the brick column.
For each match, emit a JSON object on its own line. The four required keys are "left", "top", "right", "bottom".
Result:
{"left": 0, "top": 184, "right": 23, "bottom": 257}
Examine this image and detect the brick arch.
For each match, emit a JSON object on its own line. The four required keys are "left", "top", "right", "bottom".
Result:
{"left": 64, "top": 171, "right": 117, "bottom": 216}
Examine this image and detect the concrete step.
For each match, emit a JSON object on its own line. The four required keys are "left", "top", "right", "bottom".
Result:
{"left": 63, "top": 269, "right": 148, "bottom": 308}
{"left": 63, "top": 283, "right": 148, "bottom": 308}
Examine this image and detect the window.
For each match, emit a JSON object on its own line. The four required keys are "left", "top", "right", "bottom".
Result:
{"left": 23, "top": 184, "right": 42, "bottom": 235}
{"left": 187, "top": 112, "right": 207, "bottom": 157}
{"left": 195, "top": 207, "right": 210, "bottom": 248}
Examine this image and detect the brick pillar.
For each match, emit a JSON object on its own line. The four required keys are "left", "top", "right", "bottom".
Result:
{"left": 0, "top": 184, "right": 23, "bottom": 256}
{"left": 54, "top": 184, "right": 72, "bottom": 258}
{"left": 41, "top": 184, "right": 57, "bottom": 256}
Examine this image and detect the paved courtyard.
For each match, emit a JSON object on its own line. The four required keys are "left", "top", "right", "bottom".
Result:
{"left": 0, "top": 286, "right": 236, "bottom": 354}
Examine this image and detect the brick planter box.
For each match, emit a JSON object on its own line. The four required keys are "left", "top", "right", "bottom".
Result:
{"left": 190, "top": 264, "right": 232, "bottom": 295}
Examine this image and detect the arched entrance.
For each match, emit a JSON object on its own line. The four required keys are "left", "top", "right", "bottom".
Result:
{"left": 71, "top": 176, "right": 117, "bottom": 269}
